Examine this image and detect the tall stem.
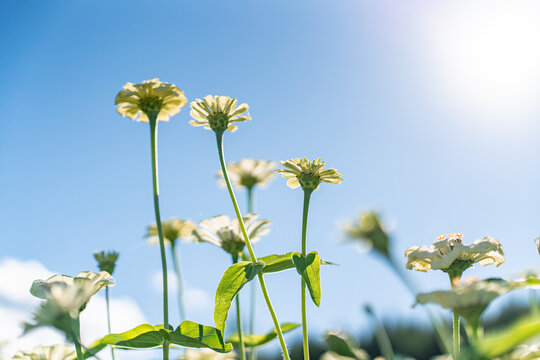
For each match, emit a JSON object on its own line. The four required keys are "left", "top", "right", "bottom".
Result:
{"left": 105, "top": 286, "right": 115, "bottom": 360}
{"left": 247, "top": 187, "right": 258, "bottom": 360}
{"left": 215, "top": 132, "right": 290, "bottom": 360}
{"left": 149, "top": 119, "right": 169, "bottom": 360}
{"left": 449, "top": 273, "right": 461, "bottom": 358}
{"left": 300, "top": 190, "right": 312, "bottom": 360}
{"left": 170, "top": 243, "right": 186, "bottom": 322}
{"left": 71, "top": 316, "right": 84, "bottom": 360}
{"left": 232, "top": 254, "right": 247, "bottom": 360}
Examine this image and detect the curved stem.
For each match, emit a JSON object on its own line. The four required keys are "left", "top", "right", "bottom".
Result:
{"left": 170, "top": 243, "right": 186, "bottom": 322}
{"left": 71, "top": 316, "right": 84, "bottom": 360}
{"left": 449, "top": 273, "right": 461, "bottom": 358}
{"left": 300, "top": 190, "right": 312, "bottom": 360}
{"left": 149, "top": 119, "right": 169, "bottom": 360}
{"left": 247, "top": 187, "right": 258, "bottom": 360}
{"left": 215, "top": 132, "right": 290, "bottom": 360}
{"left": 232, "top": 254, "right": 247, "bottom": 360}
{"left": 105, "top": 286, "right": 115, "bottom": 360}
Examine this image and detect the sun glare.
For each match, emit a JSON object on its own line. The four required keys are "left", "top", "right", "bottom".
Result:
{"left": 429, "top": 2, "right": 540, "bottom": 117}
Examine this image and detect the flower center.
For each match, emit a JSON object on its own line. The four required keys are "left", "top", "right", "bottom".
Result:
{"left": 298, "top": 174, "right": 321, "bottom": 191}
{"left": 208, "top": 112, "right": 229, "bottom": 132}
{"left": 217, "top": 227, "right": 246, "bottom": 255}
{"left": 139, "top": 96, "right": 163, "bottom": 117}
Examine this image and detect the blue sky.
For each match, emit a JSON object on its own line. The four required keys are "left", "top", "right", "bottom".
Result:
{"left": 2, "top": 0, "right": 540, "bottom": 357}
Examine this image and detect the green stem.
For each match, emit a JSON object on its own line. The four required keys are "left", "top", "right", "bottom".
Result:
{"left": 247, "top": 187, "right": 258, "bottom": 360}
{"left": 365, "top": 306, "right": 395, "bottom": 360}
{"left": 449, "top": 273, "right": 461, "bottom": 358}
{"left": 300, "top": 190, "right": 312, "bottom": 360}
{"left": 215, "top": 132, "right": 290, "bottom": 360}
{"left": 232, "top": 254, "right": 247, "bottom": 360}
{"left": 453, "top": 312, "right": 460, "bottom": 358}
{"left": 71, "top": 316, "right": 84, "bottom": 360}
{"left": 105, "top": 286, "right": 115, "bottom": 360}
{"left": 170, "top": 243, "right": 186, "bottom": 322}
{"left": 149, "top": 118, "right": 169, "bottom": 360}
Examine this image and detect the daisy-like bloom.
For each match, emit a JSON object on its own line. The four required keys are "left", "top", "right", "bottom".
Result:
{"left": 536, "top": 237, "right": 540, "bottom": 255}
{"left": 405, "top": 233, "right": 504, "bottom": 277}
{"left": 145, "top": 218, "right": 196, "bottom": 246}
{"left": 277, "top": 158, "right": 343, "bottom": 191}
{"left": 193, "top": 214, "right": 270, "bottom": 255}
{"left": 115, "top": 78, "right": 187, "bottom": 122}
{"left": 12, "top": 344, "right": 75, "bottom": 360}
{"left": 189, "top": 95, "right": 250, "bottom": 133}
{"left": 217, "top": 159, "right": 277, "bottom": 190}
{"left": 93, "top": 250, "right": 119, "bottom": 275}
{"left": 25, "top": 272, "right": 113, "bottom": 336}
{"left": 344, "top": 212, "right": 390, "bottom": 258}
{"left": 180, "top": 349, "right": 237, "bottom": 360}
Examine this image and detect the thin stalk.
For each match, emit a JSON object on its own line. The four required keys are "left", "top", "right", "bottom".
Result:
{"left": 105, "top": 286, "right": 115, "bottom": 360}
{"left": 71, "top": 316, "right": 84, "bottom": 360}
{"left": 170, "top": 243, "right": 186, "bottom": 322}
{"left": 365, "top": 306, "right": 395, "bottom": 360}
{"left": 449, "top": 274, "right": 461, "bottom": 358}
{"left": 300, "top": 190, "right": 312, "bottom": 360}
{"left": 247, "top": 187, "right": 258, "bottom": 360}
{"left": 215, "top": 132, "right": 290, "bottom": 360}
{"left": 232, "top": 254, "right": 247, "bottom": 360}
{"left": 149, "top": 118, "right": 170, "bottom": 360}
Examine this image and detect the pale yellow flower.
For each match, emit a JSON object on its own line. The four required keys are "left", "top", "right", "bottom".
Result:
{"left": 145, "top": 218, "right": 196, "bottom": 246}
{"left": 30, "top": 271, "right": 114, "bottom": 302}
{"left": 344, "top": 212, "right": 390, "bottom": 258}
{"left": 193, "top": 214, "right": 270, "bottom": 255}
{"left": 12, "top": 344, "right": 75, "bottom": 360}
{"left": 189, "top": 95, "right": 250, "bottom": 132}
{"left": 405, "top": 233, "right": 504, "bottom": 273}
{"left": 217, "top": 159, "right": 277, "bottom": 189}
{"left": 277, "top": 158, "right": 343, "bottom": 191}
{"left": 180, "top": 349, "right": 237, "bottom": 360}
{"left": 115, "top": 78, "right": 187, "bottom": 122}
{"left": 416, "top": 278, "right": 523, "bottom": 311}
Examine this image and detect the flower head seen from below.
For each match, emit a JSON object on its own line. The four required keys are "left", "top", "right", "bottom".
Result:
{"left": 344, "top": 212, "right": 390, "bottom": 258}
{"left": 189, "top": 95, "right": 250, "bottom": 133}
{"left": 25, "top": 271, "right": 114, "bottom": 337}
{"left": 93, "top": 250, "right": 119, "bottom": 275}
{"left": 180, "top": 349, "right": 237, "bottom": 360}
{"left": 193, "top": 214, "right": 270, "bottom": 256}
{"left": 145, "top": 218, "right": 196, "bottom": 246}
{"left": 115, "top": 78, "right": 187, "bottom": 122}
{"left": 405, "top": 233, "right": 504, "bottom": 277}
{"left": 12, "top": 344, "right": 75, "bottom": 360}
{"left": 217, "top": 159, "right": 277, "bottom": 190}
{"left": 277, "top": 158, "right": 343, "bottom": 192}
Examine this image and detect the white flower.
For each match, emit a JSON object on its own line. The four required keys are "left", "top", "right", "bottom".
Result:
{"left": 193, "top": 214, "right": 270, "bottom": 255}
{"left": 180, "top": 349, "right": 237, "bottom": 360}
{"left": 145, "top": 218, "right": 196, "bottom": 246}
{"left": 30, "top": 271, "right": 114, "bottom": 302}
{"left": 405, "top": 233, "right": 504, "bottom": 273}
{"left": 217, "top": 159, "right": 277, "bottom": 190}
{"left": 189, "top": 95, "right": 250, "bottom": 133}
{"left": 12, "top": 344, "right": 75, "bottom": 360}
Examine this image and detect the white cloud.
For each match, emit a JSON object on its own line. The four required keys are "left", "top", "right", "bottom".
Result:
{"left": 0, "top": 258, "right": 151, "bottom": 360}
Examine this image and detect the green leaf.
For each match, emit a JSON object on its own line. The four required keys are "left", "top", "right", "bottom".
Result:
{"left": 324, "top": 331, "right": 370, "bottom": 360}
{"left": 259, "top": 252, "right": 295, "bottom": 273}
{"left": 462, "top": 316, "right": 540, "bottom": 359}
{"left": 292, "top": 251, "right": 322, "bottom": 306}
{"left": 168, "top": 320, "right": 233, "bottom": 353}
{"left": 227, "top": 323, "right": 300, "bottom": 348}
{"left": 259, "top": 252, "right": 336, "bottom": 274}
{"left": 214, "top": 261, "right": 265, "bottom": 331}
{"left": 82, "top": 321, "right": 232, "bottom": 358}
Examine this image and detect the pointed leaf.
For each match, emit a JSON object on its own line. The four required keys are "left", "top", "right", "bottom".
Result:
{"left": 227, "top": 323, "right": 300, "bottom": 348}
{"left": 168, "top": 320, "right": 232, "bottom": 353}
{"left": 292, "top": 251, "right": 321, "bottom": 306}
{"left": 214, "top": 261, "right": 265, "bottom": 331}
{"left": 258, "top": 252, "right": 336, "bottom": 274}
{"left": 83, "top": 324, "right": 163, "bottom": 357}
